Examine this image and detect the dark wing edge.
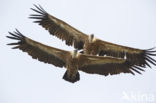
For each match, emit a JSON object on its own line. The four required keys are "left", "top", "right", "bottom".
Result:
{"left": 6, "top": 29, "right": 66, "bottom": 67}
{"left": 29, "top": 4, "right": 86, "bottom": 50}
{"left": 97, "top": 40, "right": 156, "bottom": 68}
{"left": 143, "top": 48, "right": 156, "bottom": 68}
{"left": 79, "top": 57, "right": 145, "bottom": 76}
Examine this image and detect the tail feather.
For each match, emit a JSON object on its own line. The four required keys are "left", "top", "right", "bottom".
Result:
{"left": 63, "top": 71, "right": 80, "bottom": 83}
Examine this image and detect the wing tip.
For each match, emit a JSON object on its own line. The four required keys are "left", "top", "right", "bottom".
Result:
{"left": 30, "top": 4, "right": 47, "bottom": 15}
{"left": 129, "top": 64, "right": 146, "bottom": 75}
{"left": 144, "top": 47, "right": 156, "bottom": 68}
{"left": 29, "top": 4, "right": 48, "bottom": 23}
{"left": 6, "top": 29, "right": 25, "bottom": 48}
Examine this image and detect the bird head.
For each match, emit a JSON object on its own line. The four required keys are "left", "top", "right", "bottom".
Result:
{"left": 89, "top": 34, "right": 94, "bottom": 43}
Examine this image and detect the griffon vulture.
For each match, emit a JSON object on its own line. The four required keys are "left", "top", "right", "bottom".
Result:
{"left": 6, "top": 29, "right": 144, "bottom": 83}
{"left": 29, "top": 5, "right": 156, "bottom": 68}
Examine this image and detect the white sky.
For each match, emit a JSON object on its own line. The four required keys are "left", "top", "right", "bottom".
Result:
{"left": 1, "top": 0, "right": 156, "bottom": 103}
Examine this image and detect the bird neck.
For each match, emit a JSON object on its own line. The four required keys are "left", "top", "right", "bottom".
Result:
{"left": 72, "top": 50, "right": 78, "bottom": 58}
{"left": 89, "top": 34, "right": 94, "bottom": 43}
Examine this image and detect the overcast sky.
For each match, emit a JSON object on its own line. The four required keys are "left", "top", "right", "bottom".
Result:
{"left": 1, "top": 0, "right": 156, "bottom": 103}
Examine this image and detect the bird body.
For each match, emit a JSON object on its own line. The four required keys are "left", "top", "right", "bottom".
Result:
{"left": 64, "top": 53, "right": 79, "bottom": 82}
{"left": 84, "top": 37, "right": 98, "bottom": 55}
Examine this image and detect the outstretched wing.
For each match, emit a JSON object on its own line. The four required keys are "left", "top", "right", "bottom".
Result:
{"left": 78, "top": 55, "right": 145, "bottom": 76}
{"left": 29, "top": 4, "right": 88, "bottom": 50}
{"left": 95, "top": 39, "right": 156, "bottom": 68}
{"left": 6, "top": 29, "right": 70, "bottom": 68}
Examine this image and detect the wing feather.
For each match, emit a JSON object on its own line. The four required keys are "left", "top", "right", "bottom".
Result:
{"left": 7, "top": 29, "right": 70, "bottom": 68}
{"left": 96, "top": 39, "right": 156, "bottom": 68}
{"left": 29, "top": 4, "right": 88, "bottom": 49}
{"left": 78, "top": 55, "right": 144, "bottom": 76}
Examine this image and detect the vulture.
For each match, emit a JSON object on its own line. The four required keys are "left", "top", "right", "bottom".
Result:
{"left": 29, "top": 5, "right": 156, "bottom": 68}
{"left": 6, "top": 29, "right": 144, "bottom": 83}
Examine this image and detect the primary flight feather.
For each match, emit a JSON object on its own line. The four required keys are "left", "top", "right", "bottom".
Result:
{"left": 29, "top": 5, "right": 156, "bottom": 68}
{"left": 6, "top": 29, "right": 144, "bottom": 83}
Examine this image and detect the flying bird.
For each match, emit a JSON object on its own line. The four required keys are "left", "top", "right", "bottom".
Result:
{"left": 6, "top": 29, "right": 144, "bottom": 83}
{"left": 29, "top": 5, "right": 156, "bottom": 68}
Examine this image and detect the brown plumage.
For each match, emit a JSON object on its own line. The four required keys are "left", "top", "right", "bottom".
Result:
{"left": 6, "top": 29, "right": 144, "bottom": 83}
{"left": 29, "top": 5, "right": 156, "bottom": 68}
{"left": 30, "top": 5, "right": 87, "bottom": 49}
